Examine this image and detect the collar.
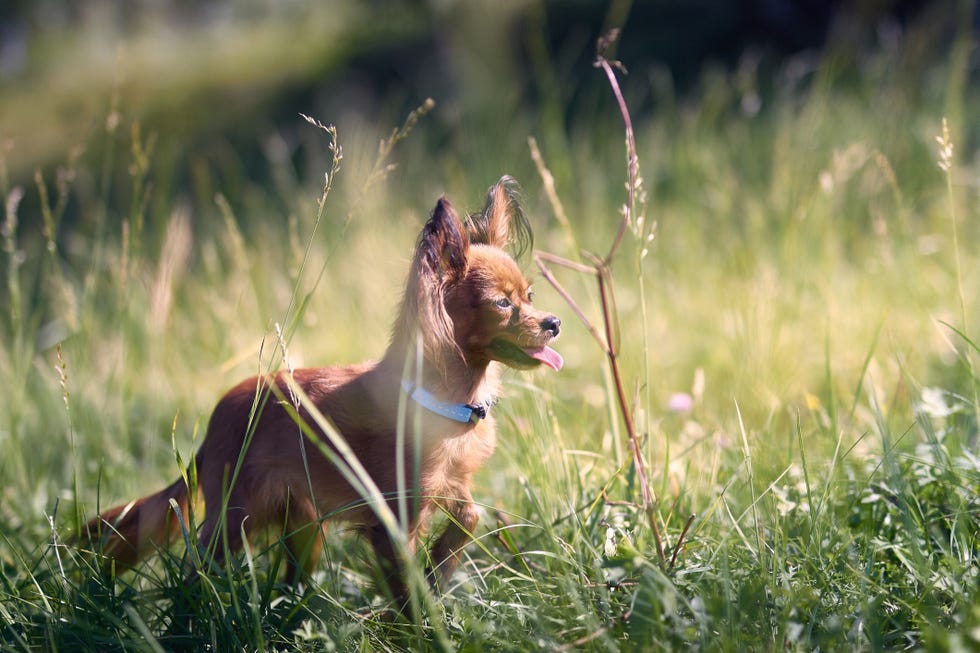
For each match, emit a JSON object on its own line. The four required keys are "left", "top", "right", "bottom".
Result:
{"left": 401, "top": 380, "right": 496, "bottom": 424}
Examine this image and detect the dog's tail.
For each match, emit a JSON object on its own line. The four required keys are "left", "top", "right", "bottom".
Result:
{"left": 78, "top": 476, "right": 191, "bottom": 571}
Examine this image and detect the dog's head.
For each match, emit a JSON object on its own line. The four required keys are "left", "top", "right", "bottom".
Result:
{"left": 403, "top": 176, "right": 562, "bottom": 376}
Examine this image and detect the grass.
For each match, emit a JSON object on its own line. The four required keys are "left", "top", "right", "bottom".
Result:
{"left": 2, "top": 16, "right": 979, "bottom": 652}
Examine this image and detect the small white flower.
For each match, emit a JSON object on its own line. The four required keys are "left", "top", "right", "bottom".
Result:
{"left": 917, "top": 387, "right": 956, "bottom": 418}
{"left": 604, "top": 527, "right": 618, "bottom": 557}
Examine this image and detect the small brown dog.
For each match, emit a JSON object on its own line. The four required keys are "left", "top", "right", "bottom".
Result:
{"left": 81, "top": 177, "right": 562, "bottom": 596}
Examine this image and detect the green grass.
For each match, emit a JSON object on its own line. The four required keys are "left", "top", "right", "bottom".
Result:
{"left": 2, "top": 17, "right": 979, "bottom": 653}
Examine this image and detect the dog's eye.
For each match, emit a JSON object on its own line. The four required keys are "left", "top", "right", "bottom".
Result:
{"left": 495, "top": 297, "right": 512, "bottom": 310}
{"left": 527, "top": 290, "right": 535, "bottom": 303}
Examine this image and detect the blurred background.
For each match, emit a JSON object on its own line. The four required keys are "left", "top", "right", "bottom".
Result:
{"left": 2, "top": 0, "right": 968, "bottom": 213}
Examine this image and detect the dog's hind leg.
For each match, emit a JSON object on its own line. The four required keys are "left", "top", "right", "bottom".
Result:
{"left": 195, "top": 476, "right": 257, "bottom": 575}
{"left": 283, "top": 500, "right": 325, "bottom": 584}
{"left": 367, "top": 523, "right": 413, "bottom": 603}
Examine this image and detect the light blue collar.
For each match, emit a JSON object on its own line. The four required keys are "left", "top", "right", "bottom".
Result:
{"left": 401, "top": 380, "right": 494, "bottom": 424}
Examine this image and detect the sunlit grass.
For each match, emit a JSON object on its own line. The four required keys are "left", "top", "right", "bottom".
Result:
{"left": 1, "top": 16, "right": 979, "bottom": 651}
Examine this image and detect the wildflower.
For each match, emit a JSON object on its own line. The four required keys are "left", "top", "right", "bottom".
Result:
{"left": 668, "top": 392, "right": 693, "bottom": 413}
{"left": 917, "top": 386, "right": 959, "bottom": 419}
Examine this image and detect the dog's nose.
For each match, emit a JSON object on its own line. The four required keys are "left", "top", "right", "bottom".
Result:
{"left": 541, "top": 316, "right": 561, "bottom": 337}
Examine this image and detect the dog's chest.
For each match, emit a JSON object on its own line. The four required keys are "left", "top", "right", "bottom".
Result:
{"left": 421, "top": 420, "right": 497, "bottom": 488}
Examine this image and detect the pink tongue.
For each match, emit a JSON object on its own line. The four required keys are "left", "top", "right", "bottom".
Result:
{"left": 525, "top": 346, "right": 564, "bottom": 371}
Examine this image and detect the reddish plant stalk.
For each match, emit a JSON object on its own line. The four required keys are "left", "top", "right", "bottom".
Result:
{"left": 536, "top": 29, "right": 667, "bottom": 566}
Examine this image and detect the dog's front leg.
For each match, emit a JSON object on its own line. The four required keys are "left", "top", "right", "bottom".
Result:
{"left": 428, "top": 494, "right": 480, "bottom": 590}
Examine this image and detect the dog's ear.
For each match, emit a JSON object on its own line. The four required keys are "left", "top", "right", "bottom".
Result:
{"left": 418, "top": 196, "right": 469, "bottom": 282}
{"left": 407, "top": 197, "right": 469, "bottom": 367}
{"left": 471, "top": 175, "right": 533, "bottom": 258}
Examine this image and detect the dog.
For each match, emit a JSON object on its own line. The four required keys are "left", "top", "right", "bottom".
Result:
{"left": 80, "top": 177, "right": 562, "bottom": 597}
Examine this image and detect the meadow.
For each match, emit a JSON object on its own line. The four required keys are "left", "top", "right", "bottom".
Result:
{"left": 1, "top": 9, "right": 979, "bottom": 652}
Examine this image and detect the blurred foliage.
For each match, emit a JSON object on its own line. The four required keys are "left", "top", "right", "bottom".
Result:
{"left": 0, "top": 0, "right": 959, "bottom": 193}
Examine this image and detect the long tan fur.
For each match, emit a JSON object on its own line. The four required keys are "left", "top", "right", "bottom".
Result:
{"left": 79, "top": 177, "right": 562, "bottom": 597}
